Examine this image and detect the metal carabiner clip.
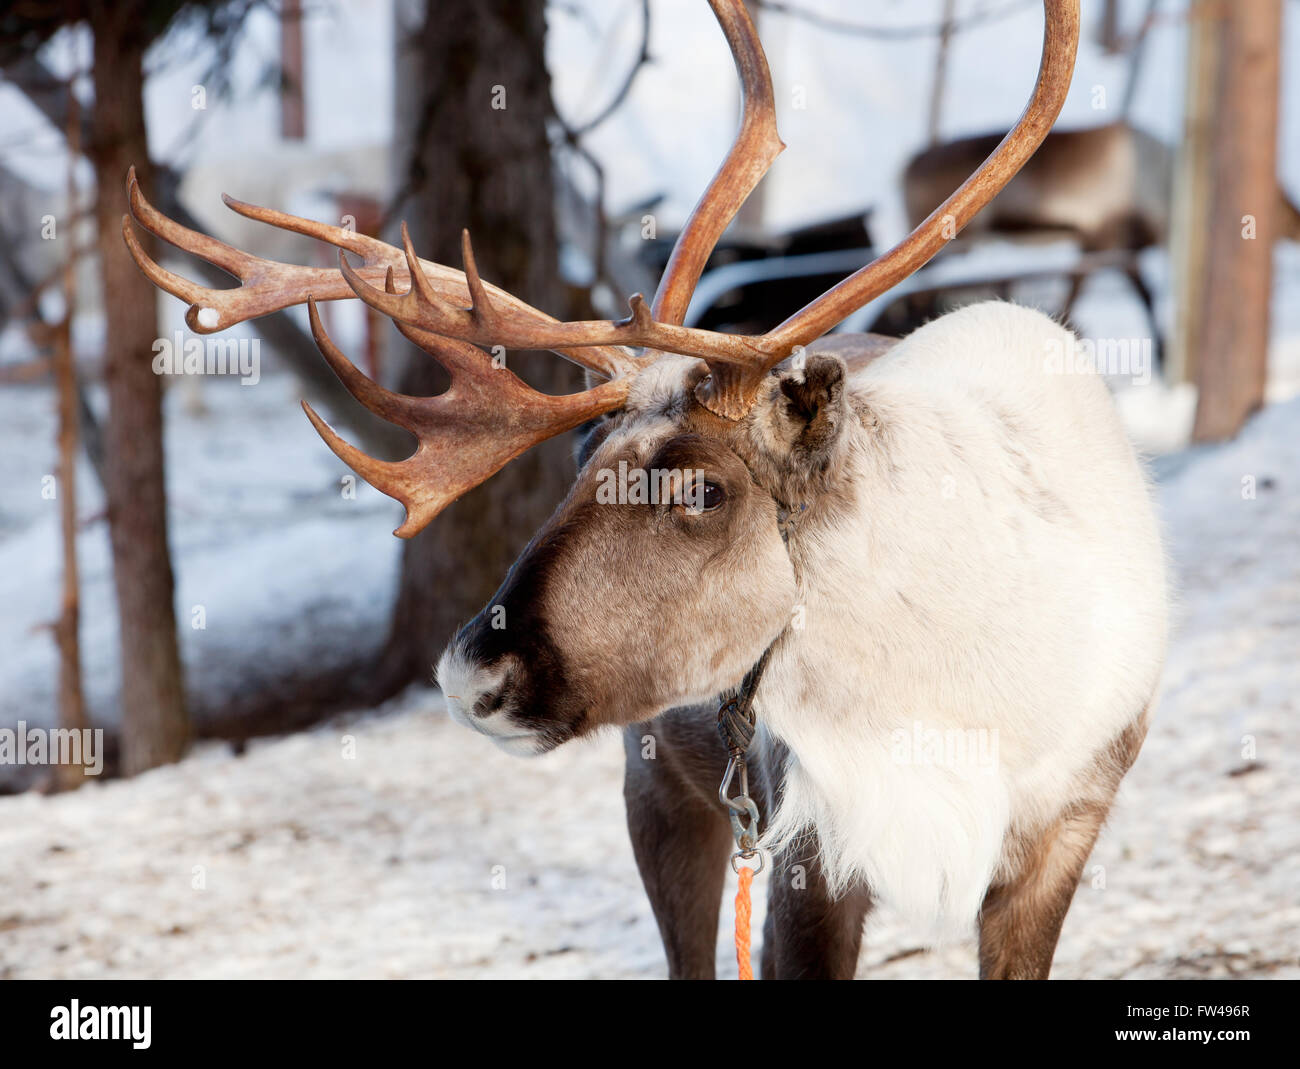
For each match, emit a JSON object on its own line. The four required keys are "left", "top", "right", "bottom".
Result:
{"left": 719, "top": 753, "right": 762, "bottom": 858}
{"left": 718, "top": 752, "right": 750, "bottom": 813}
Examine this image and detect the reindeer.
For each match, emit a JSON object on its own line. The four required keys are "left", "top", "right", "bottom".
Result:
{"left": 903, "top": 120, "right": 1300, "bottom": 360}
{"left": 124, "top": 0, "right": 1167, "bottom": 979}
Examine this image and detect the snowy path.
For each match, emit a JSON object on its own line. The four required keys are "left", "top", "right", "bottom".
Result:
{"left": 0, "top": 398, "right": 1296, "bottom": 979}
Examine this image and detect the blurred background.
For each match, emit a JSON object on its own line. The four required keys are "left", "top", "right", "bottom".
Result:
{"left": 0, "top": 0, "right": 1295, "bottom": 978}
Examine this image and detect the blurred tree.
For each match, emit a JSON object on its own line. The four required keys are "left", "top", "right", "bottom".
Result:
{"left": 1, "top": 1, "right": 216, "bottom": 773}
{"left": 87, "top": 0, "right": 192, "bottom": 773}
{"left": 54, "top": 65, "right": 91, "bottom": 790}
{"left": 375, "top": 0, "right": 580, "bottom": 693}
{"left": 1098, "top": 0, "right": 1122, "bottom": 54}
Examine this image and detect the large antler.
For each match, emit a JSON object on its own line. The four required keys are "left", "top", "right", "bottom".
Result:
{"left": 123, "top": 0, "right": 1079, "bottom": 535}
{"left": 695, "top": 0, "right": 1082, "bottom": 416}
{"left": 124, "top": 172, "right": 644, "bottom": 535}
{"left": 332, "top": 0, "right": 786, "bottom": 377}
{"left": 301, "top": 297, "right": 630, "bottom": 537}
{"left": 339, "top": 0, "right": 1078, "bottom": 418}
{"left": 651, "top": 0, "right": 784, "bottom": 326}
{"left": 121, "top": 168, "right": 642, "bottom": 383}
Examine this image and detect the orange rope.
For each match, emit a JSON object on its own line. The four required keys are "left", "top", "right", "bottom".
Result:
{"left": 734, "top": 864, "right": 755, "bottom": 980}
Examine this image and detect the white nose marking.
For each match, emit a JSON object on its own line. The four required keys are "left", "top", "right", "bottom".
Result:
{"left": 436, "top": 646, "right": 542, "bottom": 756}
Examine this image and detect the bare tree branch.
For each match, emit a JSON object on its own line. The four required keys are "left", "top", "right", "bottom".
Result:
{"left": 753, "top": 0, "right": 1037, "bottom": 40}
{"left": 549, "top": 0, "right": 652, "bottom": 310}
{"left": 566, "top": 0, "right": 651, "bottom": 139}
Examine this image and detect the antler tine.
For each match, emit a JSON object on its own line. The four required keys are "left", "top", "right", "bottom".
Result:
{"left": 459, "top": 229, "right": 499, "bottom": 328}
{"left": 124, "top": 170, "right": 641, "bottom": 379}
{"left": 127, "top": 166, "right": 263, "bottom": 281}
{"left": 764, "top": 0, "right": 1080, "bottom": 355}
{"left": 651, "top": 0, "right": 784, "bottom": 327}
{"left": 125, "top": 167, "right": 397, "bottom": 334}
{"left": 337, "top": 232, "right": 773, "bottom": 369}
{"left": 301, "top": 298, "right": 633, "bottom": 539}
{"left": 397, "top": 223, "right": 464, "bottom": 320}
{"left": 338, "top": 243, "right": 463, "bottom": 336}
{"left": 299, "top": 400, "right": 438, "bottom": 537}
{"left": 306, "top": 297, "right": 433, "bottom": 425}
{"left": 379, "top": 263, "right": 506, "bottom": 382}
{"left": 121, "top": 214, "right": 225, "bottom": 312}
{"left": 687, "top": 0, "right": 1081, "bottom": 419}
{"left": 223, "top": 189, "right": 408, "bottom": 265}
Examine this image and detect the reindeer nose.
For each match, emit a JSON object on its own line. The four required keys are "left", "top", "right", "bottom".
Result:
{"left": 470, "top": 680, "right": 510, "bottom": 719}
{"left": 438, "top": 648, "right": 511, "bottom": 725}
{"left": 443, "top": 674, "right": 511, "bottom": 724}
{"left": 436, "top": 646, "right": 543, "bottom": 756}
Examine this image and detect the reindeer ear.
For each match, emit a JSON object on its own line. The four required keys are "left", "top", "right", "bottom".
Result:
{"left": 772, "top": 353, "right": 848, "bottom": 463}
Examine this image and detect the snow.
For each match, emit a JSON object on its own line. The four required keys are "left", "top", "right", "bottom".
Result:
{"left": 0, "top": 389, "right": 1296, "bottom": 978}
{"left": 0, "top": 697, "right": 654, "bottom": 979}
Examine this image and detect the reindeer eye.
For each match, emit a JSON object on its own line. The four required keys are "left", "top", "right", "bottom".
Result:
{"left": 677, "top": 479, "right": 726, "bottom": 515}
{"left": 700, "top": 482, "right": 726, "bottom": 512}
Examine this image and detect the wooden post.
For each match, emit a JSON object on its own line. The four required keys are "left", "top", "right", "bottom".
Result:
{"left": 281, "top": 0, "right": 306, "bottom": 141}
{"left": 1190, "top": 0, "right": 1281, "bottom": 442}
{"left": 1099, "top": 0, "right": 1123, "bottom": 53}
{"left": 335, "top": 192, "right": 384, "bottom": 380}
{"left": 1167, "top": 0, "right": 1219, "bottom": 388}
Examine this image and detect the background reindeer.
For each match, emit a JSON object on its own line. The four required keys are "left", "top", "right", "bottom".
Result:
{"left": 902, "top": 120, "right": 1300, "bottom": 362}
{"left": 125, "top": 0, "right": 1168, "bottom": 979}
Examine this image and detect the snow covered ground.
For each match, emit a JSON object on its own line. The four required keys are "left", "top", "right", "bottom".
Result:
{"left": 0, "top": 386, "right": 1295, "bottom": 979}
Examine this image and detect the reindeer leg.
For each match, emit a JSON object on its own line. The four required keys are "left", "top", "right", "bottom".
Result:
{"left": 624, "top": 713, "right": 871, "bottom": 979}
{"left": 1058, "top": 270, "right": 1086, "bottom": 325}
{"left": 763, "top": 838, "right": 872, "bottom": 979}
{"left": 749, "top": 736, "right": 871, "bottom": 979}
{"left": 1124, "top": 262, "right": 1164, "bottom": 371}
{"left": 979, "top": 711, "right": 1150, "bottom": 979}
{"left": 622, "top": 711, "right": 733, "bottom": 979}
{"left": 977, "top": 802, "right": 1108, "bottom": 979}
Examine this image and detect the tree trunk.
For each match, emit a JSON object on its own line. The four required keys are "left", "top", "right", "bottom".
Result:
{"left": 374, "top": 0, "right": 578, "bottom": 693}
{"left": 55, "top": 70, "right": 90, "bottom": 791}
{"left": 1190, "top": 0, "right": 1281, "bottom": 442}
{"left": 89, "top": 1, "right": 189, "bottom": 773}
